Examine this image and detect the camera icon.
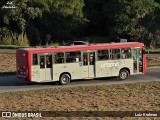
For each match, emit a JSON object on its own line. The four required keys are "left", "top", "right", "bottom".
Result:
{"left": 2, "top": 112, "right": 12, "bottom": 117}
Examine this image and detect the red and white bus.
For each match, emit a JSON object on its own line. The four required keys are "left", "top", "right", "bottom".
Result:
{"left": 16, "top": 42, "right": 146, "bottom": 85}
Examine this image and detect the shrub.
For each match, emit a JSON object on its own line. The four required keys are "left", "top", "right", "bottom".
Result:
{"left": 16, "top": 34, "right": 30, "bottom": 47}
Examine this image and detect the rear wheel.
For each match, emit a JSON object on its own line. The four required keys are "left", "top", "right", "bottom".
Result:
{"left": 118, "top": 69, "right": 129, "bottom": 80}
{"left": 59, "top": 73, "right": 71, "bottom": 85}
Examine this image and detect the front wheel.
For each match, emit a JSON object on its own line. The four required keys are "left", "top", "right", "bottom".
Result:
{"left": 59, "top": 73, "right": 71, "bottom": 85}
{"left": 118, "top": 69, "right": 129, "bottom": 80}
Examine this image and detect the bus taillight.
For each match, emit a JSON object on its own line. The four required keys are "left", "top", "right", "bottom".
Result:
{"left": 17, "top": 66, "right": 28, "bottom": 78}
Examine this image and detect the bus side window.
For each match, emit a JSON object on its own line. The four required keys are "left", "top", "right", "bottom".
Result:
{"left": 66, "top": 51, "right": 81, "bottom": 63}
{"left": 66, "top": 52, "right": 73, "bottom": 63}
{"left": 40, "top": 56, "right": 45, "bottom": 68}
{"left": 90, "top": 53, "right": 95, "bottom": 65}
{"left": 121, "top": 48, "right": 131, "bottom": 59}
{"left": 32, "top": 54, "right": 38, "bottom": 65}
{"left": 46, "top": 55, "right": 52, "bottom": 68}
{"left": 110, "top": 49, "right": 120, "bottom": 59}
{"left": 54, "top": 52, "right": 64, "bottom": 64}
{"left": 83, "top": 56, "right": 88, "bottom": 65}
{"left": 97, "top": 50, "right": 109, "bottom": 60}
{"left": 115, "top": 49, "right": 120, "bottom": 59}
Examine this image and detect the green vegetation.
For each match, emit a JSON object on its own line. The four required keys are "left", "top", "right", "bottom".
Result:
{"left": 0, "top": 0, "right": 160, "bottom": 47}
{"left": 0, "top": 45, "right": 29, "bottom": 49}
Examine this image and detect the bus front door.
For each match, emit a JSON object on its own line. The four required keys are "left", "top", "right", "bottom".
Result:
{"left": 83, "top": 52, "right": 95, "bottom": 78}
{"left": 39, "top": 55, "right": 53, "bottom": 81}
{"left": 133, "top": 48, "right": 143, "bottom": 73}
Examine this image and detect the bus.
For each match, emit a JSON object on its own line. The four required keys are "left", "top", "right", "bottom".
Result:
{"left": 16, "top": 42, "right": 146, "bottom": 85}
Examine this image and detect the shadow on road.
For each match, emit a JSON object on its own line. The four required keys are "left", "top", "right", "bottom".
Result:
{"left": 0, "top": 75, "right": 119, "bottom": 86}
{"left": 0, "top": 72, "right": 16, "bottom": 76}
{"left": 146, "top": 71, "right": 160, "bottom": 79}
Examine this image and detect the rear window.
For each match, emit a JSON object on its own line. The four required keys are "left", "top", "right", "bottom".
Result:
{"left": 32, "top": 54, "right": 38, "bottom": 65}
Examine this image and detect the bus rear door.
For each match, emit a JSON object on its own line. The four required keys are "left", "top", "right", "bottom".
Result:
{"left": 39, "top": 54, "right": 53, "bottom": 81}
{"left": 82, "top": 52, "right": 95, "bottom": 79}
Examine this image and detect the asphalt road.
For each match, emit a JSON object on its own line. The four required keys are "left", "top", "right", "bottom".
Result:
{"left": 0, "top": 67, "right": 159, "bottom": 93}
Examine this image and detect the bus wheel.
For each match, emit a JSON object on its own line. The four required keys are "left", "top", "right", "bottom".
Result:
{"left": 59, "top": 73, "right": 71, "bottom": 85}
{"left": 118, "top": 69, "right": 129, "bottom": 80}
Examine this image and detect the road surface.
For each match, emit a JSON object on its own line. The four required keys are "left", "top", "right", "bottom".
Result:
{"left": 0, "top": 67, "right": 159, "bottom": 93}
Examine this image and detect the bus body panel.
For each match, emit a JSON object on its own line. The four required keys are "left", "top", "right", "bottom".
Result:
{"left": 16, "top": 42, "right": 146, "bottom": 83}
{"left": 95, "top": 59, "right": 133, "bottom": 77}
{"left": 53, "top": 63, "right": 87, "bottom": 81}
{"left": 31, "top": 65, "right": 40, "bottom": 81}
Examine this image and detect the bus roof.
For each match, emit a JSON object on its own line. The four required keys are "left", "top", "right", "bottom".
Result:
{"left": 18, "top": 42, "right": 144, "bottom": 53}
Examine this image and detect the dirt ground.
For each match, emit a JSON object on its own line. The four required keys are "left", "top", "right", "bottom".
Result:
{"left": 0, "top": 82, "right": 160, "bottom": 119}
{"left": 0, "top": 53, "right": 16, "bottom": 72}
{"left": 0, "top": 53, "right": 160, "bottom": 119}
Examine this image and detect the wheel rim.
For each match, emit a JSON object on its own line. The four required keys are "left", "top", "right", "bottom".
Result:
{"left": 120, "top": 71, "right": 127, "bottom": 79}
{"left": 61, "top": 74, "right": 70, "bottom": 84}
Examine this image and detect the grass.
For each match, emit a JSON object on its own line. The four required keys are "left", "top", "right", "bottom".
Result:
{"left": 0, "top": 45, "right": 29, "bottom": 49}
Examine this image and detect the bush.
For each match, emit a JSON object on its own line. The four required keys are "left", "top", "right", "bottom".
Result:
{"left": 0, "top": 36, "right": 12, "bottom": 45}
{"left": 0, "top": 29, "right": 30, "bottom": 47}
{"left": 16, "top": 34, "right": 30, "bottom": 47}
{"left": 0, "top": 27, "right": 12, "bottom": 45}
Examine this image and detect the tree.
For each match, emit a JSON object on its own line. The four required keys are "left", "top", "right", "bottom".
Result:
{"left": 48, "top": 0, "right": 87, "bottom": 42}
{"left": 1, "top": 0, "right": 49, "bottom": 44}
{"left": 84, "top": 0, "right": 107, "bottom": 36}
{"left": 0, "top": 0, "right": 86, "bottom": 46}
{"left": 31, "top": 0, "right": 87, "bottom": 45}
{"left": 103, "top": 0, "right": 159, "bottom": 45}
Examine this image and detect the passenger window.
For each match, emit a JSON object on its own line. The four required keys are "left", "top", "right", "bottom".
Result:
{"left": 66, "top": 51, "right": 81, "bottom": 63}
{"left": 89, "top": 53, "right": 95, "bottom": 65}
{"left": 46, "top": 55, "right": 52, "bottom": 68}
{"left": 97, "top": 50, "right": 109, "bottom": 60}
{"left": 110, "top": 49, "right": 120, "bottom": 59}
{"left": 32, "top": 54, "right": 38, "bottom": 65}
{"left": 40, "top": 56, "right": 45, "bottom": 68}
{"left": 54, "top": 52, "right": 64, "bottom": 64}
{"left": 83, "top": 53, "right": 88, "bottom": 65}
{"left": 121, "top": 48, "right": 131, "bottom": 59}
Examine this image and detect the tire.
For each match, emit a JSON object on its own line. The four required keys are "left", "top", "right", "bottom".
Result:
{"left": 59, "top": 73, "right": 71, "bottom": 85}
{"left": 118, "top": 69, "right": 129, "bottom": 80}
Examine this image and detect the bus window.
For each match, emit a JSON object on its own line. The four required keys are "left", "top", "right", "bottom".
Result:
{"left": 40, "top": 56, "right": 45, "bottom": 68}
{"left": 66, "top": 51, "right": 81, "bottom": 63}
{"left": 54, "top": 52, "right": 64, "bottom": 64}
{"left": 97, "top": 50, "right": 109, "bottom": 60}
{"left": 89, "top": 53, "right": 95, "bottom": 65}
{"left": 46, "top": 55, "right": 52, "bottom": 68}
{"left": 110, "top": 49, "right": 120, "bottom": 59}
{"left": 121, "top": 48, "right": 131, "bottom": 59}
{"left": 83, "top": 53, "right": 88, "bottom": 65}
{"left": 32, "top": 54, "right": 38, "bottom": 65}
